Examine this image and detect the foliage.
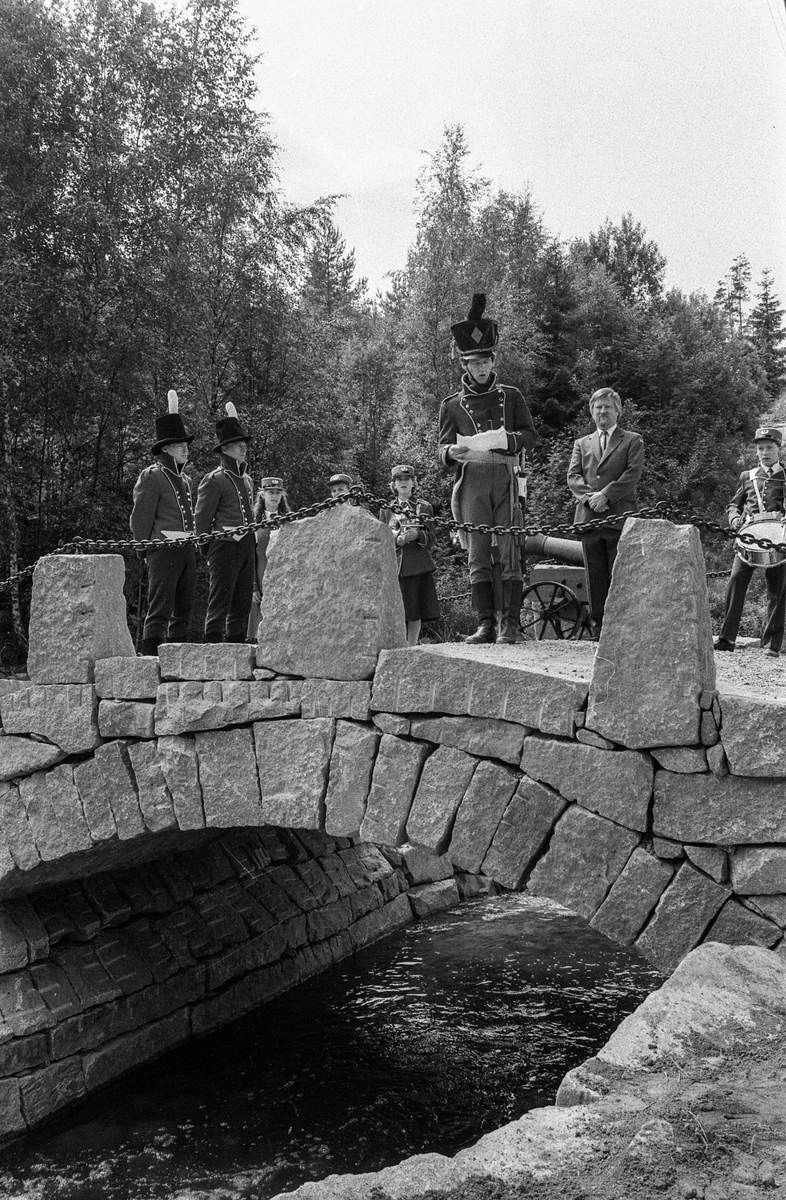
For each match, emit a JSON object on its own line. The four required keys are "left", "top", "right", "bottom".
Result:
{"left": 0, "top": 24, "right": 782, "bottom": 654}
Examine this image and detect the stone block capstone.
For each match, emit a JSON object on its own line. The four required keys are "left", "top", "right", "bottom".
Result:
{"left": 256, "top": 505, "right": 406, "bottom": 679}
{"left": 301, "top": 680, "right": 372, "bottom": 723}
{"left": 94, "top": 657, "right": 160, "bottom": 700}
{"left": 372, "top": 646, "right": 588, "bottom": 737}
{"left": 154, "top": 681, "right": 302, "bottom": 736}
{"left": 158, "top": 643, "right": 256, "bottom": 681}
{"left": 586, "top": 520, "right": 715, "bottom": 749}
{"left": 26, "top": 555, "right": 135, "bottom": 684}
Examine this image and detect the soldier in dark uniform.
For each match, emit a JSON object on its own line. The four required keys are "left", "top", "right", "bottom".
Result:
{"left": 715, "top": 426, "right": 786, "bottom": 657}
{"left": 195, "top": 403, "right": 255, "bottom": 643}
{"left": 130, "top": 390, "right": 196, "bottom": 656}
{"left": 439, "top": 294, "right": 538, "bottom": 644}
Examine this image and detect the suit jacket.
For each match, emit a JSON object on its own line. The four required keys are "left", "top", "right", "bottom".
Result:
{"left": 130, "top": 456, "right": 195, "bottom": 543}
{"left": 726, "top": 465, "right": 786, "bottom": 530}
{"left": 567, "top": 427, "right": 644, "bottom": 527}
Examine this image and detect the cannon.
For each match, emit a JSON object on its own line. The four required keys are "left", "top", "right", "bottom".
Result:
{"left": 519, "top": 534, "right": 590, "bottom": 640}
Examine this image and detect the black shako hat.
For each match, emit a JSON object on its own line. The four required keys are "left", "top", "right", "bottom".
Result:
{"left": 450, "top": 293, "right": 499, "bottom": 356}
{"left": 213, "top": 401, "right": 252, "bottom": 451}
{"left": 152, "top": 390, "right": 194, "bottom": 455}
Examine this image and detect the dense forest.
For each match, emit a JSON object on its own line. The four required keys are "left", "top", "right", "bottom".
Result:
{"left": 1, "top": 0, "right": 785, "bottom": 655}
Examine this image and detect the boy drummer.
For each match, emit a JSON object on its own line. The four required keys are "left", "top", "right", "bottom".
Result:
{"left": 715, "top": 426, "right": 786, "bottom": 657}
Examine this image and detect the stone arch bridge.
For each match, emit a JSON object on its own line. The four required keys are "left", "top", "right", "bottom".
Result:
{"left": 0, "top": 506, "right": 784, "bottom": 1141}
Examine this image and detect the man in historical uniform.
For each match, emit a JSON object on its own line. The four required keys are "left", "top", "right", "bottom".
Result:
{"left": 195, "top": 402, "right": 255, "bottom": 643}
{"left": 715, "top": 426, "right": 786, "bottom": 657}
{"left": 567, "top": 387, "right": 644, "bottom": 638}
{"left": 439, "top": 294, "right": 538, "bottom": 644}
{"left": 130, "top": 390, "right": 196, "bottom": 656}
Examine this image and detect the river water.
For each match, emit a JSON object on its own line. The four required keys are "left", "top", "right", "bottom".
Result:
{"left": 0, "top": 894, "right": 662, "bottom": 1200}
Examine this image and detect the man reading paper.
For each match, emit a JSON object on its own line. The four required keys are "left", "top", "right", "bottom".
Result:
{"left": 439, "top": 294, "right": 538, "bottom": 644}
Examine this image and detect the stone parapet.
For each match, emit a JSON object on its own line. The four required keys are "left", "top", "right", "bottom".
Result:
{"left": 26, "top": 555, "right": 135, "bottom": 685}
{"left": 372, "top": 646, "right": 588, "bottom": 737}
{"left": 409, "top": 715, "right": 530, "bottom": 764}
{"left": 256, "top": 505, "right": 406, "bottom": 679}
{"left": 586, "top": 520, "right": 715, "bottom": 749}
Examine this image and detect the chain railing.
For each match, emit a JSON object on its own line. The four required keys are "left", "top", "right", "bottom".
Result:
{"left": 0, "top": 489, "right": 775, "bottom": 596}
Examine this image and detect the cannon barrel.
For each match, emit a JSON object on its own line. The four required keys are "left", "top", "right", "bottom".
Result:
{"left": 524, "top": 534, "right": 585, "bottom": 567}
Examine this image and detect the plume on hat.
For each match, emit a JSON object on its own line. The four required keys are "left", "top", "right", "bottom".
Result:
{"left": 467, "top": 293, "right": 486, "bottom": 321}
{"left": 167, "top": 389, "right": 179, "bottom": 414}
{"left": 225, "top": 402, "right": 238, "bottom": 419}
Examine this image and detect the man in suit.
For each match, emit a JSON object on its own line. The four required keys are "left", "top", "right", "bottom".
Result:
{"left": 195, "top": 403, "right": 256, "bottom": 643}
{"left": 130, "top": 391, "right": 196, "bottom": 655}
{"left": 567, "top": 388, "right": 644, "bottom": 638}
{"left": 439, "top": 294, "right": 538, "bottom": 645}
{"left": 714, "top": 426, "right": 786, "bottom": 657}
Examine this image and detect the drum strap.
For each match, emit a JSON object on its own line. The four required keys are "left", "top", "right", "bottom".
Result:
{"left": 750, "top": 470, "right": 766, "bottom": 514}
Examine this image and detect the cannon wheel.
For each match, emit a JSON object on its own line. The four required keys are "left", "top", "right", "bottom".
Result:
{"left": 519, "top": 581, "right": 583, "bottom": 641}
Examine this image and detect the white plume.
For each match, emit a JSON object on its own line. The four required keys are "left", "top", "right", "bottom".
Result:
{"left": 167, "top": 389, "right": 179, "bottom": 414}
{"left": 225, "top": 402, "right": 238, "bottom": 419}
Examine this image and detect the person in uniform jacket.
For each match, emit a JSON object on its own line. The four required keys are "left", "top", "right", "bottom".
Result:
{"left": 567, "top": 388, "right": 644, "bottom": 638}
{"left": 380, "top": 464, "right": 439, "bottom": 646}
{"left": 195, "top": 402, "right": 255, "bottom": 643}
{"left": 715, "top": 426, "right": 786, "bottom": 657}
{"left": 247, "top": 477, "right": 291, "bottom": 641}
{"left": 439, "top": 294, "right": 538, "bottom": 645}
{"left": 130, "top": 390, "right": 196, "bottom": 656}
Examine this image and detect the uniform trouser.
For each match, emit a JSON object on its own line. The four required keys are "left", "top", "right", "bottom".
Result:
{"left": 204, "top": 536, "right": 255, "bottom": 643}
{"left": 143, "top": 544, "right": 196, "bottom": 643}
{"left": 581, "top": 527, "right": 622, "bottom": 630}
{"left": 461, "top": 462, "right": 523, "bottom": 585}
{"left": 720, "top": 555, "right": 786, "bottom": 650}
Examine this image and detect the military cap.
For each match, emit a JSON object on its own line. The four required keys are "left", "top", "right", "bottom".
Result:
{"left": 260, "top": 477, "right": 284, "bottom": 489}
{"left": 328, "top": 473, "right": 353, "bottom": 488}
{"left": 390, "top": 464, "right": 415, "bottom": 480}
{"left": 753, "top": 426, "right": 783, "bottom": 446}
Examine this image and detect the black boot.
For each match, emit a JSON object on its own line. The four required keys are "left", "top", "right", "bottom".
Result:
{"left": 465, "top": 582, "right": 496, "bottom": 644}
{"left": 497, "top": 580, "right": 523, "bottom": 645}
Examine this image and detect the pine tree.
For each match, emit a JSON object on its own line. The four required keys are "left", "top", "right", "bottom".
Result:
{"left": 747, "top": 269, "right": 786, "bottom": 399}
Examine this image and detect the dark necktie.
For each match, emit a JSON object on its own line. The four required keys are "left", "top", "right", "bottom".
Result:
{"left": 599, "top": 432, "right": 607, "bottom": 455}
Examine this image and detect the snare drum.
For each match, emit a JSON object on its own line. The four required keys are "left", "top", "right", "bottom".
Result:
{"left": 734, "top": 517, "right": 786, "bottom": 569}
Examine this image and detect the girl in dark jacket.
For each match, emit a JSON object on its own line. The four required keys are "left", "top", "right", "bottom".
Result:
{"left": 380, "top": 464, "right": 440, "bottom": 646}
{"left": 247, "top": 477, "right": 290, "bottom": 640}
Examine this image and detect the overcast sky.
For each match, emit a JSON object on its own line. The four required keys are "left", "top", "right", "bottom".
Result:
{"left": 238, "top": 0, "right": 786, "bottom": 304}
